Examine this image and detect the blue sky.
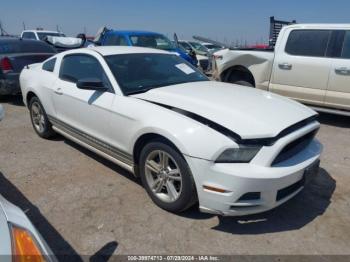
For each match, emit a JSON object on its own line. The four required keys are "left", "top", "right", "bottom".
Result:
{"left": 1, "top": 0, "right": 350, "bottom": 44}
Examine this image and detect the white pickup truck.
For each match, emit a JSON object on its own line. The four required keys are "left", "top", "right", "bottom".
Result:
{"left": 212, "top": 24, "right": 350, "bottom": 116}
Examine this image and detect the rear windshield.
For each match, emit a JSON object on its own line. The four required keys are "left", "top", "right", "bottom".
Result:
{"left": 0, "top": 40, "right": 56, "bottom": 54}
{"left": 129, "top": 34, "right": 175, "bottom": 51}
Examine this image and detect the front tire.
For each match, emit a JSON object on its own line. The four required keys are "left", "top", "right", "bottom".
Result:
{"left": 29, "top": 97, "right": 55, "bottom": 139}
{"left": 139, "top": 141, "right": 197, "bottom": 213}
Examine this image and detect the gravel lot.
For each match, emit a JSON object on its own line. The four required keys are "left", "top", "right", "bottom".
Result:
{"left": 0, "top": 95, "right": 349, "bottom": 260}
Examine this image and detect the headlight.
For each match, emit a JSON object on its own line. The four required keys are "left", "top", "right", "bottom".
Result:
{"left": 215, "top": 146, "right": 261, "bottom": 163}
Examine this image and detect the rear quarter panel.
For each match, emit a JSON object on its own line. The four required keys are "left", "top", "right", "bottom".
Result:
{"left": 20, "top": 64, "right": 57, "bottom": 117}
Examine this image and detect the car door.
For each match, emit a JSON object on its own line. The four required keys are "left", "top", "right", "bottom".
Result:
{"left": 325, "top": 30, "right": 350, "bottom": 111}
{"left": 270, "top": 29, "right": 332, "bottom": 106}
{"left": 52, "top": 53, "right": 115, "bottom": 144}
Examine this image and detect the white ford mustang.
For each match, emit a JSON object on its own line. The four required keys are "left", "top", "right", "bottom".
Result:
{"left": 20, "top": 46, "right": 322, "bottom": 216}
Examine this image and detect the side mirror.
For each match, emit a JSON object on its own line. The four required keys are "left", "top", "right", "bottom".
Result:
{"left": 76, "top": 78, "right": 108, "bottom": 91}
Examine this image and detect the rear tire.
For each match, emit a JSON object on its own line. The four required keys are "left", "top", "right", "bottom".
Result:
{"left": 29, "top": 96, "right": 55, "bottom": 139}
{"left": 139, "top": 141, "right": 197, "bottom": 213}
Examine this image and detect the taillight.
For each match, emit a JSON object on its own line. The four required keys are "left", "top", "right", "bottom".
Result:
{"left": 0, "top": 57, "right": 13, "bottom": 73}
{"left": 10, "top": 224, "right": 47, "bottom": 262}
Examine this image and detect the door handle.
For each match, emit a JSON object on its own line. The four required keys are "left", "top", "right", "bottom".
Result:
{"left": 278, "top": 63, "right": 292, "bottom": 70}
{"left": 54, "top": 88, "right": 63, "bottom": 95}
{"left": 335, "top": 67, "right": 350, "bottom": 75}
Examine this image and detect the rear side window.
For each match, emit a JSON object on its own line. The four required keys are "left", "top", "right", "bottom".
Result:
{"left": 104, "top": 34, "right": 128, "bottom": 46}
{"left": 285, "top": 30, "right": 331, "bottom": 57}
{"left": 59, "top": 54, "right": 109, "bottom": 85}
{"left": 341, "top": 31, "right": 350, "bottom": 59}
{"left": 42, "top": 58, "right": 56, "bottom": 72}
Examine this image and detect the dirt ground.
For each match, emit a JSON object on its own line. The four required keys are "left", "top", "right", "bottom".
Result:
{"left": 0, "top": 95, "right": 349, "bottom": 260}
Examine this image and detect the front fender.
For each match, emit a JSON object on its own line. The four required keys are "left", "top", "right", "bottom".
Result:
{"left": 130, "top": 115, "right": 237, "bottom": 161}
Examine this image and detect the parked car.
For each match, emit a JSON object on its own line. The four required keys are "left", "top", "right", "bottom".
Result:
{"left": 0, "top": 107, "right": 56, "bottom": 261}
{"left": 21, "top": 30, "right": 65, "bottom": 41}
{"left": 178, "top": 40, "right": 209, "bottom": 56}
{"left": 96, "top": 28, "right": 198, "bottom": 67}
{"left": 0, "top": 194, "right": 56, "bottom": 261}
{"left": 0, "top": 38, "right": 56, "bottom": 95}
{"left": 177, "top": 40, "right": 209, "bottom": 71}
{"left": 20, "top": 46, "right": 322, "bottom": 216}
{"left": 212, "top": 24, "right": 350, "bottom": 116}
{"left": 201, "top": 42, "right": 225, "bottom": 52}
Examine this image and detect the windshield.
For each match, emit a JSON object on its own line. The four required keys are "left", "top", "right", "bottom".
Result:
{"left": 179, "top": 42, "right": 192, "bottom": 51}
{"left": 37, "top": 32, "right": 65, "bottom": 40}
{"left": 203, "top": 43, "right": 222, "bottom": 50}
{"left": 105, "top": 53, "right": 208, "bottom": 95}
{"left": 189, "top": 42, "right": 208, "bottom": 52}
{"left": 129, "top": 34, "right": 175, "bottom": 51}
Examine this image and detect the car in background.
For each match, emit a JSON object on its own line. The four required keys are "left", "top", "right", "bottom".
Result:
{"left": 178, "top": 40, "right": 209, "bottom": 56}
{"left": 0, "top": 105, "right": 56, "bottom": 261}
{"left": 20, "top": 46, "right": 322, "bottom": 216}
{"left": 178, "top": 40, "right": 209, "bottom": 72}
{"left": 201, "top": 42, "right": 225, "bottom": 52}
{"left": 212, "top": 24, "right": 350, "bottom": 116}
{"left": 97, "top": 28, "right": 198, "bottom": 67}
{"left": 21, "top": 30, "right": 65, "bottom": 41}
{"left": 0, "top": 38, "right": 56, "bottom": 95}
{"left": 0, "top": 189, "right": 57, "bottom": 261}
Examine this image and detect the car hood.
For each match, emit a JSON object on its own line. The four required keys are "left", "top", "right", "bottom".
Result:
{"left": 132, "top": 81, "right": 317, "bottom": 139}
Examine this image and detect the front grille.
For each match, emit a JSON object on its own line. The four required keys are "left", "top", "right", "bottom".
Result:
{"left": 272, "top": 130, "right": 317, "bottom": 166}
{"left": 276, "top": 177, "right": 304, "bottom": 201}
{"left": 199, "top": 59, "right": 209, "bottom": 71}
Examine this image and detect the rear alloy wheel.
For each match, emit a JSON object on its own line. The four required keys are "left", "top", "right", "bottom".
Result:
{"left": 139, "top": 141, "right": 197, "bottom": 213}
{"left": 29, "top": 97, "right": 55, "bottom": 138}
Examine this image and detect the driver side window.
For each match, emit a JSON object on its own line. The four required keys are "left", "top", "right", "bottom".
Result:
{"left": 59, "top": 54, "right": 110, "bottom": 88}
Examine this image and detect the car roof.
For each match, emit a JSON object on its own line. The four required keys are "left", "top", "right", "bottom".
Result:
{"left": 284, "top": 23, "right": 350, "bottom": 30}
{"left": 87, "top": 46, "right": 171, "bottom": 56}
{"left": 107, "top": 30, "right": 163, "bottom": 36}
{"left": 22, "top": 30, "right": 61, "bottom": 34}
{"left": 0, "top": 38, "right": 44, "bottom": 44}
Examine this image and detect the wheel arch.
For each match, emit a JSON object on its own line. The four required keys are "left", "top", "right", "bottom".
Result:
{"left": 26, "top": 91, "right": 38, "bottom": 108}
{"left": 132, "top": 132, "right": 185, "bottom": 175}
{"left": 221, "top": 65, "right": 256, "bottom": 87}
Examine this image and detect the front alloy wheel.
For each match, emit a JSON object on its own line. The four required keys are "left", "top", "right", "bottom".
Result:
{"left": 145, "top": 150, "right": 183, "bottom": 203}
{"left": 139, "top": 141, "right": 197, "bottom": 213}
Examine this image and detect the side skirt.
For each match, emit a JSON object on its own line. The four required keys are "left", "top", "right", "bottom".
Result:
{"left": 49, "top": 117, "right": 135, "bottom": 175}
